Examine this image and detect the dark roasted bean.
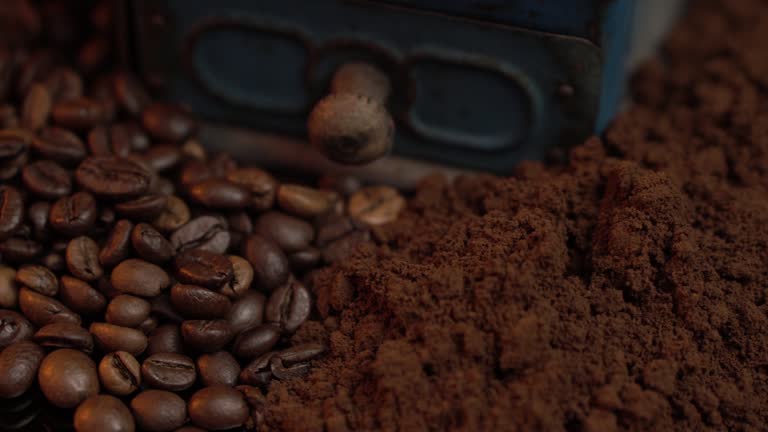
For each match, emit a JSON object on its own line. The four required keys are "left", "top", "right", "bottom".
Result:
{"left": 139, "top": 315, "right": 159, "bottom": 335}
{"left": 34, "top": 127, "right": 87, "bottom": 164}
{"left": 38, "top": 348, "right": 99, "bottom": 408}
{"left": 151, "top": 195, "right": 190, "bottom": 233}
{"left": 74, "top": 394, "right": 135, "bottom": 432}
{"left": 76, "top": 156, "right": 152, "bottom": 200}
{"left": 150, "top": 295, "right": 184, "bottom": 324}
{"left": 181, "top": 320, "right": 233, "bottom": 353}
{"left": 0, "top": 309, "right": 34, "bottom": 349}
{"left": 49, "top": 191, "right": 98, "bottom": 237}
{"left": 0, "top": 236, "right": 44, "bottom": 262}
{"left": 22, "top": 160, "right": 71, "bottom": 199}
{"left": 348, "top": 185, "right": 406, "bottom": 226}
{"left": 255, "top": 211, "right": 314, "bottom": 253}
{"left": 0, "top": 185, "right": 23, "bottom": 241}
{"left": 111, "top": 121, "right": 150, "bottom": 152}
{"left": 277, "top": 342, "right": 326, "bottom": 365}
{"left": 171, "top": 216, "right": 230, "bottom": 254}
{"left": 226, "top": 291, "right": 266, "bottom": 335}
{"left": 219, "top": 255, "right": 253, "bottom": 299}
{"left": 232, "top": 324, "right": 281, "bottom": 359}
{"left": 188, "top": 178, "right": 251, "bottom": 209}
{"left": 52, "top": 97, "right": 110, "bottom": 130}
{"left": 289, "top": 248, "right": 321, "bottom": 273}
{"left": 173, "top": 249, "right": 233, "bottom": 289}
{"left": 239, "top": 352, "right": 276, "bottom": 387}
{"left": 147, "top": 324, "right": 184, "bottom": 356}
{"left": 142, "top": 103, "right": 197, "bottom": 142}
{"left": 115, "top": 194, "right": 167, "bottom": 221}
{"left": 242, "top": 235, "right": 289, "bottom": 292}
{"left": 131, "top": 389, "right": 187, "bottom": 432}
{"left": 265, "top": 279, "right": 312, "bottom": 333}
{"left": 33, "top": 322, "right": 93, "bottom": 353}
{"left": 142, "top": 144, "right": 180, "bottom": 172}
{"left": 0, "top": 131, "right": 28, "bottom": 161}
{"left": 19, "top": 287, "right": 80, "bottom": 327}
{"left": 225, "top": 167, "right": 278, "bottom": 211}
{"left": 28, "top": 201, "right": 50, "bottom": 241}
{"left": 188, "top": 385, "right": 249, "bottom": 431}
{"left": 113, "top": 71, "right": 151, "bottom": 116}
{"left": 132, "top": 223, "right": 173, "bottom": 263}
{"left": 0, "top": 341, "right": 45, "bottom": 398}
{"left": 0, "top": 266, "right": 18, "bottom": 308}
{"left": 65, "top": 236, "right": 103, "bottom": 281}
{"left": 78, "top": 37, "right": 111, "bottom": 74}
{"left": 99, "top": 351, "right": 141, "bottom": 396}
{"left": 21, "top": 83, "right": 51, "bottom": 131}
{"left": 270, "top": 355, "right": 311, "bottom": 380}
{"left": 180, "top": 138, "right": 206, "bottom": 160}
{"left": 197, "top": 351, "right": 240, "bottom": 387}
{"left": 106, "top": 295, "right": 151, "bottom": 328}
{"left": 43, "top": 67, "right": 83, "bottom": 102}
{"left": 277, "top": 184, "right": 334, "bottom": 218}
{"left": 99, "top": 219, "right": 133, "bottom": 268}
{"left": 15, "top": 264, "right": 58, "bottom": 296}
{"left": 178, "top": 160, "right": 212, "bottom": 188}
{"left": 317, "top": 174, "right": 361, "bottom": 196}
{"left": 170, "top": 284, "right": 231, "bottom": 319}
{"left": 111, "top": 259, "right": 170, "bottom": 297}
{"left": 141, "top": 352, "right": 196, "bottom": 391}
{"left": 90, "top": 322, "right": 148, "bottom": 356}
{"left": 59, "top": 275, "right": 106, "bottom": 315}
{"left": 88, "top": 124, "right": 131, "bottom": 157}
{"left": 209, "top": 152, "right": 238, "bottom": 176}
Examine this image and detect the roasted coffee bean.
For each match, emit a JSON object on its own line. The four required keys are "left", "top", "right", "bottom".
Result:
{"left": 41, "top": 252, "right": 65, "bottom": 272}
{"left": 316, "top": 216, "right": 362, "bottom": 247}
{"left": 0, "top": 266, "right": 18, "bottom": 308}
{"left": 88, "top": 124, "right": 131, "bottom": 157}
{"left": 141, "top": 352, "right": 196, "bottom": 391}
{"left": 277, "top": 184, "right": 334, "bottom": 218}
{"left": 270, "top": 355, "right": 311, "bottom": 380}
{"left": 147, "top": 324, "right": 184, "bottom": 356}
{"left": 33, "top": 322, "right": 93, "bottom": 353}
{"left": 38, "top": 348, "right": 99, "bottom": 408}
{"left": 228, "top": 211, "right": 253, "bottom": 235}
{"left": 79, "top": 37, "right": 111, "bottom": 74}
{"left": 59, "top": 275, "right": 106, "bottom": 315}
{"left": 97, "top": 276, "right": 122, "bottom": 300}
{"left": 171, "top": 216, "right": 230, "bottom": 254}
{"left": 76, "top": 156, "right": 152, "bottom": 200}
{"left": 151, "top": 195, "right": 190, "bottom": 233}
{"left": 289, "top": 248, "right": 321, "bottom": 272}
{"left": 15, "top": 264, "right": 58, "bottom": 296}
{"left": 277, "top": 342, "right": 326, "bottom": 364}
{"left": 115, "top": 194, "right": 167, "bottom": 221}
{"left": 348, "top": 185, "right": 406, "bottom": 226}
{"left": 130, "top": 389, "right": 187, "bottom": 432}
{"left": 188, "top": 178, "right": 251, "bottom": 209}
{"left": 0, "top": 131, "right": 28, "bottom": 161}
{"left": 132, "top": 223, "right": 173, "bottom": 263}
{"left": 49, "top": 191, "right": 98, "bottom": 237}
{"left": 19, "top": 287, "right": 81, "bottom": 327}
{"left": 22, "top": 160, "right": 71, "bottom": 199}
{"left": 209, "top": 152, "right": 238, "bottom": 176}
{"left": 0, "top": 185, "right": 23, "bottom": 241}
{"left": 44, "top": 67, "right": 83, "bottom": 102}
{"left": 255, "top": 211, "right": 314, "bottom": 253}
{"left": 265, "top": 279, "right": 312, "bottom": 333}
{"left": 106, "top": 295, "right": 151, "bottom": 328}
{"left": 170, "top": 284, "right": 231, "bottom": 319}
{"left": 0, "top": 309, "right": 34, "bottom": 349}
{"left": 181, "top": 320, "right": 233, "bottom": 353}
{"left": 99, "top": 351, "right": 141, "bottom": 396}
{"left": 139, "top": 315, "right": 159, "bottom": 334}
{"left": 111, "top": 259, "right": 170, "bottom": 297}
{"left": 150, "top": 295, "right": 184, "bottom": 324}
{"left": 242, "top": 235, "right": 289, "bottom": 292}
{"left": 21, "top": 83, "right": 51, "bottom": 131}
{"left": 317, "top": 174, "right": 361, "bottom": 196}
{"left": 0, "top": 237, "right": 43, "bottom": 262}
{"left": 100, "top": 219, "right": 133, "bottom": 267}
{"left": 173, "top": 249, "right": 233, "bottom": 289}
{"left": 90, "top": 322, "right": 148, "bottom": 355}
{"left": 65, "top": 236, "right": 103, "bottom": 281}
{"left": 142, "top": 103, "right": 196, "bottom": 142}
{"left": 197, "top": 351, "right": 240, "bottom": 387}
{"left": 226, "top": 291, "right": 266, "bottom": 335}
{"left": 0, "top": 341, "right": 45, "bottom": 398}
{"left": 28, "top": 201, "right": 51, "bottom": 241}
{"left": 225, "top": 168, "right": 278, "bottom": 211}
{"left": 111, "top": 121, "right": 150, "bottom": 152}
{"left": 142, "top": 144, "right": 180, "bottom": 172}
{"left": 74, "top": 394, "right": 135, "bottom": 432}
{"left": 188, "top": 385, "right": 249, "bottom": 431}
{"left": 100, "top": 206, "right": 117, "bottom": 226}
{"left": 219, "top": 255, "right": 253, "bottom": 299}
{"left": 180, "top": 138, "right": 206, "bottom": 160}
{"left": 113, "top": 71, "right": 150, "bottom": 116}
{"left": 52, "top": 97, "right": 110, "bottom": 130}
{"left": 232, "top": 324, "right": 281, "bottom": 359}
{"left": 179, "top": 159, "right": 212, "bottom": 188}
{"left": 0, "top": 149, "right": 27, "bottom": 181}
{"left": 239, "top": 352, "right": 275, "bottom": 387}
{"left": 34, "top": 127, "right": 87, "bottom": 165}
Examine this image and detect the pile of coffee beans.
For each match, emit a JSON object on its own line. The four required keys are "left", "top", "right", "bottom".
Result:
{"left": 0, "top": 1, "right": 406, "bottom": 431}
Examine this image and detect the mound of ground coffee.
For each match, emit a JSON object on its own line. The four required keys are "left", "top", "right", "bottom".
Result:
{"left": 264, "top": 1, "right": 768, "bottom": 430}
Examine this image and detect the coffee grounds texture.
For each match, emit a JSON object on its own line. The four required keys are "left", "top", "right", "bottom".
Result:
{"left": 266, "top": 1, "right": 768, "bottom": 431}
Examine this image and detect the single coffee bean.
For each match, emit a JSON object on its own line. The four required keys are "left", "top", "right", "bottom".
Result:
{"left": 0, "top": 236, "right": 44, "bottom": 262}
{"left": 49, "top": 191, "right": 98, "bottom": 237}
{"left": 141, "top": 352, "right": 197, "bottom": 391}
{"left": 188, "top": 178, "right": 251, "bottom": 209}
{"left": 277, "top": 184, "right": 333, "bottom": 218}
{"left": 19, "top": 287, "right": 81, "bottom": 327}
{"left": 232, "top": 324, "right": 281, "bottom": 359}
{"left": 113, "top": 71, "right": 151, "bottom": 116}
{"left": 270, "top": 355, "right": 311, "bottom": 380}
{"left": 226, "top": 291, "right": 266, "bottom": 335}
{"left": 99, "top": 219, "right": 134, "bottom": 268}
{"left": 52, "top": 97, "right": 110, "bottom": 130}
{"left": 348, "top": 185, "right": 406, "bottom": 226}
{"left": 99, "top": 351, "right": 141, "bottom": 396}
{"left": 33, "top": 127, "right": 87, "bottom": 165}
{"left": 106, "top": 295, "right": 151, "bottom": 328}
{"left": 255, "top": 211, "right": 315, "bottom": 253}
{"left": 142, "top": 103, "right": 197, "bottom": 142}
{"left": 265, "top": 279, "right": 312, "bottom": 333}
{"left": 288, "top": 248, "right": 321, "bottom": 273}
{"left": 22, "top": 159, "right": 71, "bottom": 199}
{"left": 0, "top": 185, "right": 23, "bottom": 241}
{"left": 0, "top": 131, "right": 28, "bottom": 161}
{"left": 21, "top": 83, "right": 52, "bottom": 131}
{"left": 170, "top": 284, "right": 232, "bottom": 319}
{"left": 173, "top": 249, "right": 233, "bottom": 289}
{"left": 15, "top": 264, "right": 58, "bottom": 296}
{"left": 147, "top": 324, "right": 184, "bottom": 356}
{"left": 88, "top": 124, "right": 131, "bottom": 157}
{"left": 115, "top": 194, "right": 167, "bottom": 221}
{"left": 90, "top": 322, "right": 148, "bottom": 355}
{"left": 277, "top": 342, "right": 327, "bottom": 364}
{"left": 242, "top": 235, "right": 289, "bottom": 292}
{"left": 225, "top": 167, "right": 278, "bottom": 211}
{"left": 239, "top": 352, "right": 276, "bottom": 387}
{"left": 44, "top": 66, "right": 83, "bottom": 102}
{"left": 59, "top": 275, "right": 107, "bottom": 315}
{"left": 142, "top": 144, "right": 181, "bottom": 172}
{"left": 219, "top": 255, "right": 253, "bottom": 299}
{"left": 111, "top": 121, "right": 150, "bottom": 152}
{"left": 151, "top": 195, "right": 190, "bottom": 233}
{"left": 150, "top": 295, "right": 184, "bottom": 324}
{"left": 132, "top": 223, "right": 173, "bottom": 263}
{"left": 130, "top": 389, "right": 187, "bottom": 432}
{"left": 139, "top": 315, "right": 159, "bottom": 334}
{"left": 178, "top": 159, "right": 212, "bottom": 188}
{"left": 66, "top": 236, "right": 103, "bottom": 281}
{"left": 76, "top": 156, "right": 152, "bottom": 200}
{"left": 0, "top": 341, "right": 45, "bottom": 398}
{"left": 0, "top": 266, "right": 18, "bottom": 308}
{"left": 188, "top": 385, "right": 249, "bottom": 431}
{"left": 74, "top": 394, "right": 135, "bottom": 432}
{"left": 171, "top": 216, "right": 230, "bottom": 254}
{"left": 33, "top": 322, "right": 93, "bottom": 353}
{"left": 197, "top": 351, "right": 240, "bottom": 387}
{"left": 38, "top": 348, "right": 99, "bottom": 408}
{"left": 111, "top": 259, "right": 170, "bottom": 297}
{"left": 0, "top": 309, "right": 34, "bottom": 349}
{"left": 181, "top": 320, "right": 233, "bottom": 353}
